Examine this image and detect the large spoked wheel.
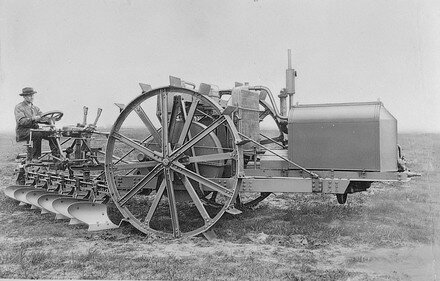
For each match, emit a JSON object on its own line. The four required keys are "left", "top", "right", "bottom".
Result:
{"left": 105, "top": 86, "right": 242, "bottom": 238}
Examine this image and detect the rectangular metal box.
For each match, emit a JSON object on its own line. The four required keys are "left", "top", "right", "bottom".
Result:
{"left": 288, "top": 101, "right": 397, "bottom": 172}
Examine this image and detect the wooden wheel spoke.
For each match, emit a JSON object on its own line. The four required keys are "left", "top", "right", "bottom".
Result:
{"left": 112, "top": 132, "right": 163, "bottom": 163}
{"left": 164, "top": 168, "right": 180, "bottom": 237}
{"left": 170, "top": 163, "right": 234, "bottom": 197}
{"left": 168, "top": 95, "right": 181, "bottom": 143}
{"left": 196, "top": 108, "right": 215, "bottom": 120}
{"left": 111, "top": 134, "right": 154, "bottom": 165}
{"left": 170, "top": 115, "right": 226, "bottom": 161}
{"left": 179, "top": 99, "right": 200, "bottom": 175}
{"left": 177, "top": 99, "right": 199, "bottom": 146}
{"left": 134, "top": 105, "right": 162, "bottom": 145}
{"left": 145, "top": 179, "right": 166, "bottom": 224}
{"left": 180, "top": 175, "right": 211, "bottom": 221}
{"left": 113, "top": 161, "right": 159, "bottom": 171}
{"left": 187, "top": 152, "right": 234, "bottom": 164}
{"left": 96, "top": 135, "right": 154, "bottom": 179}
{"left": 161, "top": 91, "right": 169, "bottom": 157}
{"left": 118, "top": 164, "right": 163, "bottom": 206}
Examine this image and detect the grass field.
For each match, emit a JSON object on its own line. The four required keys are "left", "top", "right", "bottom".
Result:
{"left": 0, "top": 132, "right": 438, "bottom": 280}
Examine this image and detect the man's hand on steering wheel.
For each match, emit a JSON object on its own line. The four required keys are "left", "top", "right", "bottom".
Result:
{"left": 38, "top": 116, "right": 51, "bottom": 125}
{"left": 37, "top": 111, "right": 64, "bottom": 125}
{"left": 32, "top": 116, "right": 42, "bottom": 122}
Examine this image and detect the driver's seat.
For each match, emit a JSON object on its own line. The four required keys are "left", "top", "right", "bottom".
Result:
{"left": 15, "top": 131, "right": 34, "bottom": 161}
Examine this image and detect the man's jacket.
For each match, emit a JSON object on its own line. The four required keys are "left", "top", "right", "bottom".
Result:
{"left": 14, "top": 101, "right": 42, "bottom": 142}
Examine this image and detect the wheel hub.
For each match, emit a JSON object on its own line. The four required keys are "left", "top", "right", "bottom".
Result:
{"left": 162, "top": 158, "right": 170, "bottom": 166}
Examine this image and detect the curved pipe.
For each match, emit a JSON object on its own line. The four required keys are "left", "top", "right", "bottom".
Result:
{"left": 249, "top": 86, "right": 288, "bottom": 121}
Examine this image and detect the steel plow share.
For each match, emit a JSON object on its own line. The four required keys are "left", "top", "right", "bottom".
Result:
{"left": 13, "top": 187, "right": 45, "bottom": 207}
{"left": 37, "top": 194, "right": 72, "bottom": 220}
{"left": 26, "top": 190, "right": 53, "bottom": 214}
{"left": 4, "top": 185, "right": 31, "bottom": 201}
{"left": 52, "top": 197, "right": 88, "bottom": 225}
{"left": 25, "top": 189, "right": 54, "bottom": 212}
{"left": 67, "top": 202, "right": 118, "bottom": 231}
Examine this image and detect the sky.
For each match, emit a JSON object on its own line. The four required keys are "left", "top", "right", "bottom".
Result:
{"left": 0, "top": 0, "right": 439, "bottom": 132}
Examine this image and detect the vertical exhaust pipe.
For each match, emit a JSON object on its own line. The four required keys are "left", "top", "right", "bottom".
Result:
{"left": 286, "top": 49, "right": 296, "bottom": 110}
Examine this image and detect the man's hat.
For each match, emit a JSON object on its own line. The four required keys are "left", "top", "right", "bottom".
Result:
{"left": 20, "top": 87, "right": 37, "bottom": 96}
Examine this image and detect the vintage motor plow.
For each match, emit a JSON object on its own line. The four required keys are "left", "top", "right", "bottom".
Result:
{"left": 4, "top": 50, "right": 417, "bottom": 239}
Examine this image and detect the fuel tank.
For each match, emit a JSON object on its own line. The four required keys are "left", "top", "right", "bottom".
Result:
{"left": 288, "top": 101, "right": 397, "bottom": 172}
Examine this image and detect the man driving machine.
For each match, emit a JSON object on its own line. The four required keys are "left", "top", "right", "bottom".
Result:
{"left": 14, "top": 87, "right": 61, "bottom": 160}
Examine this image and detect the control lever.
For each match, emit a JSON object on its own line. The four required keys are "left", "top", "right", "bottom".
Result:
{"left": 91, "top": 108, "right": 102, "bottom": 127}
{"left": 82, "top": 106, "right": 88, "bottom": 126}
{"left": 77, "top": 106, "right": 88, "bottom": 127}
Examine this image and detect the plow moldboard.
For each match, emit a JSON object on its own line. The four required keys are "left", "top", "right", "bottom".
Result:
{"left": 67, "top": 202, "right": 118, "bottom": 231}
{"left": 13, "top": 187, "right": 43, "bottom": 206}
{"left": 25, "top": 189, "right": 53, "bottom": 212}
{"left": 4, "top": 185, "right": 32, "bottom": 200}
{"left": 52, "top": 197, "right": 88, "bottom": 225}
{"left": 38, "top": 194, "right": 71, "bottom": 219}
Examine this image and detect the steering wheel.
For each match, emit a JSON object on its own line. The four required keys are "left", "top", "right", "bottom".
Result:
{"left": 39, "top": 110, "right": 64, "bottom": 124}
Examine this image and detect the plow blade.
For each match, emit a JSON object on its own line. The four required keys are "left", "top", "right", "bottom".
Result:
{"left": 26, "top": 189, "right": 53, "bottom": 212}
{"left": 38, "top": 194, "right": 71, "bottom": 219}
{"left": 26, "top": 190, "right": 54, "bottom": 214}
{"left": 67, "top": 202, "right": 118, "bottom": 231}
{"left": 13, "top": 187, "right": 41, "bottom": 206}
{"left": 52, "top": 198, "right": 87, "bottom": 225}
{"left": 4, "top": 185, "right": 32, "bottom": 201}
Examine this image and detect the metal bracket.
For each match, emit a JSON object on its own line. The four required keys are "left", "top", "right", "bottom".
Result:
{"left": 139, "top": 83, "right": 152, "bottom": 93}
{"left": 359, "top": 170, "right": 367, "bottom": 179}
{"left": 225, "top": 206, "right": 242, "bottom": 215}
{"left": 114, "top": 103, "right": 126, "bottom": 112}
{"left": 198, "top": 83, "right": 211, "bottom": 95}
{"left": 169, "top": 76, "right": 182, "bottom": 87}
{"left": 312, "top": 178, "right": 322, "bottom": 193}
{"left": 202, "top": 229, "right": 218, "bottom": 241}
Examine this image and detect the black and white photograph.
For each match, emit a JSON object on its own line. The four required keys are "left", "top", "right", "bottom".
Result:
{"left": 0, "top": 1, "right": 438, "bottom": 280}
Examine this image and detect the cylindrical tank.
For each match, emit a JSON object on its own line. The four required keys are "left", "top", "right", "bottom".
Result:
{"left": 288, "top": 101, "right": 397, "bottom": 172}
